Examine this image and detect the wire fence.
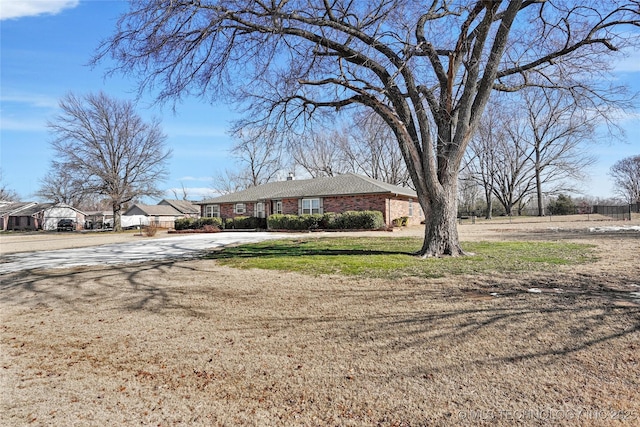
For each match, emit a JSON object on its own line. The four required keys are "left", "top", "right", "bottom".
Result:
{"left": 592, "top": 205, "right": 633, "bottom": 221}
{"left": 459, "top": 204, "right": 637, "bottom": 221}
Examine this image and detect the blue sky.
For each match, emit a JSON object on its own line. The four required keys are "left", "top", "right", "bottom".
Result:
{"left": 1, "top": 1, "right": 639, "bottom": 203}
{"left": 1, "top": 0, "right": 235, "bottom": 201}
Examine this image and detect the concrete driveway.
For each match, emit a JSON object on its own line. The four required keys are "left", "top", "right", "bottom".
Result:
{"left": 0, "top": 232, "right": 297, "bottom": 274}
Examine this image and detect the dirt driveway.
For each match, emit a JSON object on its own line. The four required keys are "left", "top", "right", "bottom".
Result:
{"left": 1, "top": 215, "right": 639, "bottom": 426}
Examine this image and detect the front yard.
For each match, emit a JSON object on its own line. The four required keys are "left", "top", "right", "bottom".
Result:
{"left": 1, "top": 221, "right": 638, "bottom": 426}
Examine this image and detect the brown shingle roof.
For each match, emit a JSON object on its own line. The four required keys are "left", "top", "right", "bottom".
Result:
{"left": 125, "top": 204, "right": 183, "bottom": 216}
{"left": 196, "top": 173, "right": 416, "bottom": 204}
{"left": 158, "top": 199, "right": 200, "bottom": 214}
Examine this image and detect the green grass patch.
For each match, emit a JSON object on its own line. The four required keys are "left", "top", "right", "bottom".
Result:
{"left": 206, "top": 237, "right": 597, "bottom": 279}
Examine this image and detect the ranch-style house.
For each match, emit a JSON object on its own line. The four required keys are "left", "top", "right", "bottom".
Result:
{"left": 195, "top": 173, "right": 424, "bottom": 228}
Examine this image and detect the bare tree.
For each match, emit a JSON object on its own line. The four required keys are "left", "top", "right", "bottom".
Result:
{"left": 492, "top": 121, "right": 538, "bottom": 216}
{"left": 463, "top": 103, "right": 507, "bottom": 219}
{"left": 96, "top": 1, "right": 639, "bottom": 256}
{"left": 291, "top": 129, "right": 350, "bottom": 178}
{"left": 0, "top": 169, "right": 20, "bottom": 201}
{"left": 46, "top": 92, "right": 171, "bottom": 231}
{"left": 457, "top": 170, "right": 482, "bottom": 216}
{"left": 343, "top": 112, "right": 411, "bottom": 187}
{"left": 466, "top": 88, "right": 600, "bottom": 217}
{"left": 214, "top": 126, "right": 283, "bottom": 193}
{"left": 171, "top": 183, "right": 190, "bottom": 201}
{"left": 521, "top": 88, "right": 598, "bottom": 216}
{"left": 609, "top": 154, "right": 640, "bottom": 204}
{"left": 36, "top": 163, "right": 87, "bottom": 206}
{"left": 290, "top": 115, "right": 411, "bottom": 184}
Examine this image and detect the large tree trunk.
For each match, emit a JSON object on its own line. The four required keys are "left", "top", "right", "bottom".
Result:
{"left": 417, "top": 183, "right": 464, "bottom": 257}
{"left": 112, "top": 201, "right": 123, "bottom": 232}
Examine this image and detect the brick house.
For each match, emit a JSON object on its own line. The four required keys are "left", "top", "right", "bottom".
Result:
{"left": 0, "top": 202, "right": 85, "bottom": 231}
{"left": 195, "top": 173, "right": 424, "bottom": 228}
{"left": 0, "top": 202, "right": 38, "bottom": 231}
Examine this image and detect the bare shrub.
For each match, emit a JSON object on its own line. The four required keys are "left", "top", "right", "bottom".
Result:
{"left": 144, "top": 223, "right": 158, "bottom": 237}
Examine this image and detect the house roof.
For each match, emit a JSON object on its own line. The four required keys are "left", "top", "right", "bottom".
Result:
{"left": 0, "top": 202, "right": 38, "bottom": 216}
{"left": 125, "top": 204, "right": 183, "bottom": 216}
{"left": 159, "top": 199, "right": 200, "bottom": 214}
{"left": 9, "top": 203, "right": 87, "bottom": 216}
{"left": 15, "top": 203, "right": 55, "bottom": 216}
{"left": 196, "top": 173, "right": 417, "bottom": 204}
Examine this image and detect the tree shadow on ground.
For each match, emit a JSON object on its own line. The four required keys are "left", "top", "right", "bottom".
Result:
{"left": 1, "top": 259, "right": 638, "bottom": 371}
{"left": 0, "top": 260, "right": 215, "bottom": 317}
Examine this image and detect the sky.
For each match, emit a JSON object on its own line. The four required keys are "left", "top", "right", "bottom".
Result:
{"left": 1, "top": 0, "right": 234, "bottom": 202}
{"left": 1, "top": 1, "right": 639, "bottom": 203}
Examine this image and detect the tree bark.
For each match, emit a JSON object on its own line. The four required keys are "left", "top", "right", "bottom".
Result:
{"left": 113, "top": 201, "right": 122, "bottom": 232}
{"left": 484, "top": 186, "right": 493, "bottom": 220}
{"left": 535, "top": 167, "right": 545, "bottom": 216}
{"left": 417, "top": 183, "right": 464, "bottom": 257}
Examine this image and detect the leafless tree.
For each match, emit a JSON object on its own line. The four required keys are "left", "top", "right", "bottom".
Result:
{"left": 214, "top": 126, "right": 283, "bottom": 193}
{"left": 609, "top": 154, "right": 640, "bottom": 204}
{"left": 46, "top": 92, "right": 171, "bottom": 231}
{"left": 289, "top": 114, "right": 411, "bottom": 183}
{"left": 466, "top": 88, "right": 600, "bottom": 217}
{"left": 457, "top": 169, "right": 482, "bottom": 216}
{"left": 520, "top": 88, "right": 598, "bottom": 216}
{"left": 35, "top": 163, "right": 87, "bottom": 206}
{"left": 463, "top": 102, "right": 508, "bottom": 219}
{"left": 290, "top": 128, "right": 350, "bottom": 178}
{"left": 0, "top": 169, "right": 20, "bottom": 201}
{"left": 343, "top": 112, "right": 411, "bottom": 187}
{"left": 491, "top": 120, "right": 538, "bottom": 216}
{"left": 96, "top": 1, "right": 639, "bottom": 256}
{"left": 170, "top": 183, "right": 190, "bottom": 201}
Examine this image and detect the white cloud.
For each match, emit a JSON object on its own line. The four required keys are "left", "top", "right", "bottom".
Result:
{"left": 1, "top": 92, "right": 59, "bottom": 109}
{"left": 0, "top": 0, "right": 80, "bottom": 20}
{"left": 613, "top": 47, "right": 640, "bottom": 73}
{"left": 177, "top": 176, "right": 214, "bottom": 182}
{"left": 164, "top": 187, "right": 220, "bottom": 201}
{"left": 0, "top": 114, "right": 48, "bottom": 132}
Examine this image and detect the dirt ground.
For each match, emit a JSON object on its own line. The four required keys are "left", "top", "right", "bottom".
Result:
{"left": 1, "top": 215, "right": 639, "bottom": 426}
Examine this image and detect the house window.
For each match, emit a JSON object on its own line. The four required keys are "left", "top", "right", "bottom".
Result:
{"left": 274, "top": 200, "right": 282, "bottom": 215}
{"left": 255, "top": 202, "right": 265, "bottom": 218}
{"left": 205, "top": 205, "right": 220, "bottom": 218}
{"left": 234, "top": 203, "right": 246, "bottom": 214}
{"left": 409, "top": 199, "right": 414, "bottom": 217}
{"left": 302, "top": 198, "right": 321, "bottom": 215}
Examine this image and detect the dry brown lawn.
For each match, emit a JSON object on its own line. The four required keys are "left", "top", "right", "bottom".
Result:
{"left": 1, "top": 215, "right": 639, "bottom": 426}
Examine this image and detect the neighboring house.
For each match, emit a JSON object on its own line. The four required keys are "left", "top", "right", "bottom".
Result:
{"left": 124, "top": 204, "right": 185, "bottom": 229}
{"left": 195, "top": 173, "right": 424, "bottom": 228}
{"left": 0, "top": 202, "right": 85, "bottom": 231}
{"left": 0, "top": 202, "right": 38, "bottom": 231}
{"left": 39, "top": 204, "right": 86, "bottom": 231}
{"left": 158, "top": 199, "right": 200, "bottom": 218}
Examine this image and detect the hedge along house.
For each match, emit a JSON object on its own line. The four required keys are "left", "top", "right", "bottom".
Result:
{"left": 195, "top": 173, "right": 424, "bottom": 228}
